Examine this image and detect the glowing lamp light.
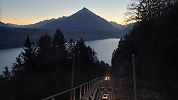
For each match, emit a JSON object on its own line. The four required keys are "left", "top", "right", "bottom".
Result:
{"left": 104, "top": 76, "right": 110, "bottom": 81}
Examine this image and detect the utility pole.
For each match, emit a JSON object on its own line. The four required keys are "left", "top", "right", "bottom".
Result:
{"left": 132, "top": 54, "right": 137, "bottom": 100}
{"left": 70, "top": 54, "right": 75, "bottom": 100}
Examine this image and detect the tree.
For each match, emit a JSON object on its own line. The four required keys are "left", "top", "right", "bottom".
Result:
{"left": 21, "top": 36, "right": 37, "bottom": 75}
{"left": 52, "top": 29, "right": 67, "bottom": 67}
{"left": 12, "top": 36, "right": 37, "bottom": 79}
{"left": 73, "top": 38, "right": 99, "bottom": 81}
{"left": 37, "top": 34, "right": 53, "bottom": 72}
{"left": 53, "top": 29, "right": 65, "bottom": 48}
{"left": 66, "top": 39, "right": 76, "bottom": 58}
{"left": 12, "top": 54, "right": 23, "bottom": 79}
{"left": 127, "top": 0, "right": 177, "bottom": 22}
{"left": 12, "top": 36, "right": 37, "bottom": 78}
{"left": 2, "top": 66, "right": 11, "bottom": 80}
{"left": 38, "top": 33, "right": 52, "bottom": 49}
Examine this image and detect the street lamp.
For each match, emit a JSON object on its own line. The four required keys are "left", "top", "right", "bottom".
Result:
{"left": 132, "top": 54, "right": 137, "bottom": 100}
{"left": 70, "top": 54, "right": 75, "bottom": 100}
{"left": 70, "top": 52, "right": 80, "bottom": 100}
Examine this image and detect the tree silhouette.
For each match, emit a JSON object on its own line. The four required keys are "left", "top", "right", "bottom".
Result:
{"left": 21, "top": 36, "right": 38, "bottom": 75}
{"left": 37, "top": 34, "right": 53, "bottom": 72}
{"left": 38, "top": 33, "right": 52, "bottom": 49}
{"left": 52, "top": 29, "right": 67, "bottom": 69}
{"left": 66, "top": 39, "right": 76, "bottom": 58}
{"left": 127, "top": 0, "right": 177, "bottom": 22}
{"left": 12, "top": 54, "right": 23, "bottom": 79}
{"left": 53, "top": 29, "right": 65, "bottom": 48}
{"left": 2, "top": 66, "right": 11, "bottom": 80}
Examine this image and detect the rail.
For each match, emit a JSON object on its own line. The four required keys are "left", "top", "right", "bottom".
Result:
{"left": 41, "top": 77, "right": 104, "bottom": 100}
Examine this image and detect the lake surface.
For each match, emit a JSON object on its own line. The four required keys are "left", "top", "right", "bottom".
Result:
{"left": 0, "top": 48, "right": 22, "bottom": 73}
{"left": 86, "top": 38, "right": 119, "bottom": 65}
{"left": 0, "top": 38, "right": 119, "bottom": 74}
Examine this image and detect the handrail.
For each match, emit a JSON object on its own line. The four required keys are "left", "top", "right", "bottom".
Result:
{"left": 73, "top": 77, "right": 102, "bottom": 89}
{"left": 41, "top": 77, "right": 104, "bottom": 100}
{"left": 41, "top": 89, "right": 73, "bottom": 100}
{"left": 91, "top": 80, "right": 103, "bottom": 100}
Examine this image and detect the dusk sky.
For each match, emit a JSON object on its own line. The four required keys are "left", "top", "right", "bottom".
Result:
{"left": 0, "top": 0, "right": 132, "bottom": 25}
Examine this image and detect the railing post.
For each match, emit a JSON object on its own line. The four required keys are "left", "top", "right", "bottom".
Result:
{"left": 89, "top": 82, "right": 91, "bottom": 88}
{"left": 87, "top": 82, "right": 89, "bottom": 90}
{"left": 80, "top": 86, "right": 82, "bottom": 98}
{"left": 88, "top": 82, "right": 90, "bottom": 90}
{"left": 73, "top": 88, "right": 76, "bottom": 100}
{"left": 51, "top": 97, "right": 55, "bottom": 100}
{"left": 84, "top": 84, "right": 86, "bottom": 95}
{"left": 70, "top": 90, "right": 73, "bottom": 100}
{"left": 88, "top": 82, "right": 90, "bottom": 89}
{"left": 86, "top": 82, "right": 88, "bottom": 91}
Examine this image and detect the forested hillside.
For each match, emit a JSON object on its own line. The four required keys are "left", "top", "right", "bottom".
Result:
{"left": 112, "top": 0, "right": 178, "bottom": 99}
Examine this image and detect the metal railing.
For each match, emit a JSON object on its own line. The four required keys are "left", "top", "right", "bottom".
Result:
{"left": 41, "top": 77, "right": 104, "bottom": 100}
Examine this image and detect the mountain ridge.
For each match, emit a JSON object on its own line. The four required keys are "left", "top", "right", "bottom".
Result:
{"left": 0, "top": 7, "right": 133, "bottom": 49}
{"left": 1, "top": 8, "right": 124, "bottom": 31}
{"left": 41, "top": 7, "right": 119, "bottom": 32}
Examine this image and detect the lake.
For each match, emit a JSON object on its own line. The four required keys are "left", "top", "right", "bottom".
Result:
{"left": 0, "top": 38, "right": 119, "bottom": 74}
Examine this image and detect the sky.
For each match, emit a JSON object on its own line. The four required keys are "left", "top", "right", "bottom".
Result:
{"left": 0, "top": 0, "right": 132, "bottom": 25}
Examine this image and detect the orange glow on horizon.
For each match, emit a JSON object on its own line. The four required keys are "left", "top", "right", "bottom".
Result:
{"left": 1, "top": 17, "right": 126, "bottom": 25}
{"left": 1, "top": 10, "right": 128, "bottom": 25}
{"left": 1, "top": 16, "right": 38, "bottom": 25}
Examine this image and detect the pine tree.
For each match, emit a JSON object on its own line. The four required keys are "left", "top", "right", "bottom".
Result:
{"left": 2, "top": 66, "right": 11, "bottom": 80}
{"left": 21, "top": 36, "right": 37, "bottom": 75}
{"left": 12, "top": 54, "right": 23, "bottom": 78}
{"left": 75, "top": 38, "right": 86, "bottom": 55}
{"left": 53, "top": 29, "right": 65, "bottom": 48}
{"left": 37, "top": 34, "right": 53, "bottom": 72}
{"left": 73, "top": 38, "right": 99, "bottom": 81}
{"left": 38, "top": 33, "right": 52, "bottom": 49}
{"left": 52, "top": 29, "right": 67, "bottom": 67}
{"left": 11, "top": 36, "right": 37, "bottom": 78}
{"left": 66, "top": 39, "right": 76, "bottom": 58}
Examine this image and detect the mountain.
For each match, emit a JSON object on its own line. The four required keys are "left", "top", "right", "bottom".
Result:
{"left": 42, "top": 8, "right": 119, "bottom": 31}
{"left": 0, "top": 7, "right": 130, "bottom": 49}
{"left": 110, "top": 21, "right": 124, "bottom": 30}
{"left": 21, "top": 18, "right": 57, "bottom": 28}
{"left": 0, "top": 27, "right": 48, "bottom": 49}
{"left": 0, "top": 22, "right": 11, "bottom": 27}
{"left": 1, "top": 8, "right": 123, "bottom": 34}
{"left": 122, "top": 23, "right": 134, "bottom": 34}
{"left": 110, "top": 21, "right": 134, "bottom": 34}
{"left": 0, "top": 21, "right": 22, "bottom": 28}
{"left": 40, "top": 7, "right": 123, "bottom": 40}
